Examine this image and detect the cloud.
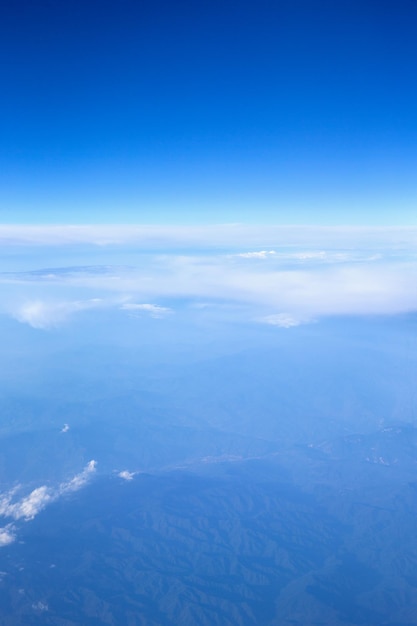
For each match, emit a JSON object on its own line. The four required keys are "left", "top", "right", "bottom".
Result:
{"left": 120, "top": 303, "right": 172, "bottom": 318}
{"left": 59, "top": 460, "right": 97, "bottom": 493}
{"left": 0, "top": 265, "right": 124, "bottom": 283}
{"left": 261, "top": 313, "right": 304, "bottom": 328}
{"left": 0, "top": 224, "right": 417, "bottom": 249}
{"left": 32, "top": 602, "right": 48, "bottom": 612}
{"left": 5, "top": 258, "right": 417, "bottom": 327}
{"left": 0, "top": 486, "right": 52, "bottom": 521}
{"left": 10, "top": 299, "right": 104, "bottom": 329}
{"left": 0, "top": 525, "right": 16, "bottom": 546}
{"left": 12, "top": 301, "right": 63, "bottom": 329}
{"left": 0, "top": 460, "right": 97, "bottom": 526}
{"left": 2, "top": 225, "right": 417, "bottom": 327}
{"left": 5, "top": 486, "right": 53, "bottom": 521}
{"left": 237, "top": 250, "right": 276, "bottom": 259}
{"left": 118, "top": 470, "right": 135, "bottom": 481}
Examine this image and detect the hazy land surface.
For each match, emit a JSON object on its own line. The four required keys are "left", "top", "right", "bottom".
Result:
{"left": 1, "top": 303, "right": 417, "bottom": 624}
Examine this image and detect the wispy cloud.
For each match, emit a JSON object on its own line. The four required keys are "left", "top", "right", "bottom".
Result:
{"left": 120, "top": 303, "right": 172, "bottom": 318}
{"left": 59, "top": 460, "right": 97, "bottom": 493}
{"left": 1, "top": 224, "right": 417, "bottom": 249}
{"left": 0, "top": 460, "right": 97, "bottom": 544}
{"left": 10, "top": 299, "right": 104, "bottom": 329}
{"left": 32, "top": 601, "right": 49, "bottom": 612}
{"left": 261, "top": 313, "right": 305, "bottom": 328}
{"left": 237, "top": 250, "right": 276, "bottom": 259}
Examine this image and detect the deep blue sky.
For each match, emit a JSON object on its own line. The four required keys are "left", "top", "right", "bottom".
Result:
{"left": 0, "top": 0, "right": 416, "bottom": 224}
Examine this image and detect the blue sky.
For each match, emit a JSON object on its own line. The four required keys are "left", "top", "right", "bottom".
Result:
{"left": 0, "top": 0, "right": 416, "bottom": 224}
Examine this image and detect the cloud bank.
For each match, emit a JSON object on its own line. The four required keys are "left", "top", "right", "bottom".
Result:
{"left": 0, "top": 224, "right": 417, "bottom": 249}
{"left": 1, "top": 225, "right": 417, "bottom": 328}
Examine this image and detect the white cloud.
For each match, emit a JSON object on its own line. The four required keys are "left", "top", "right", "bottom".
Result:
{"left": 32, "top": 602, "right": 48, "bottom": 612}
{"left": 120, "top": 303, "right": 172, "bottom": 318}
{"left": 14, "top": 487, "right": 51, "bottom": 521}
{"left": 0, "top": 524, "right": 16, "bottom": 546}
{"left": 0, "top": 460, "right": 97, "bottom": 525}
{"left": 237, "top": 250, "right": 276, "bottom": 259}
{"left": 261, "top": 313, "right": 304, "bottom": 328}
{"left": 59, "top": 460, "right": 97, "bottom": 493}
{"left": 0, "top": 486, "right": 52, "bottom": 521}
{"left": 5, "top": 258, "right": 417, "bottom": 326}
{"left": 118, "top": 470, "right": 135, "bottom": 481}
{"left": 11, "top": 299, "right": 103, "bottom": 329}
{"left": 2, "top": 225, "right": 417, "bottom": 327}
{"left": 0, "top": 224, "right": 417, "bottom": 249}
{"left": 12, "top": 301, "right": 61, "bottom": 329}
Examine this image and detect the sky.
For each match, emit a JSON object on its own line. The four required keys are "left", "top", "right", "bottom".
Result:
{"left": 0, "top": 0, "right": 416, "bottom": 225}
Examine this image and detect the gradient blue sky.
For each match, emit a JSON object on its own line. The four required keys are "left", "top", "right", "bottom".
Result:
{"left": 0, "top": 0, "right": 416, "bottom": 224}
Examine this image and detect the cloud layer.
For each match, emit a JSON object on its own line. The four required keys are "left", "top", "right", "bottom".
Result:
{"left": 0, "top": 224, "right": 417, "bottom": 249}
{"left": 1, "top": 225, "right": 417, "bottom": 328}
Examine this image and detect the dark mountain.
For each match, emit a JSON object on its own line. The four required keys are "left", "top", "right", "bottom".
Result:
{"left": 1, "top": 437, "right": 417, "bottom": 626}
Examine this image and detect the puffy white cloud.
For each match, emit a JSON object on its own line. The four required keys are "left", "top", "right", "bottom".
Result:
{"left": 118, "top": 470, "right": 135, "bottom": 481}
{"left": 13, "top": 486, "right": 51, "bottom": 521}
{"left": 0, "top": 461, "right": 97, "bottom": 525}
{"left": 0, "top": 485, "right": 52, "bottom": 521}
{"left": 0, "top": 524, "right": 16, "bottom": 546}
